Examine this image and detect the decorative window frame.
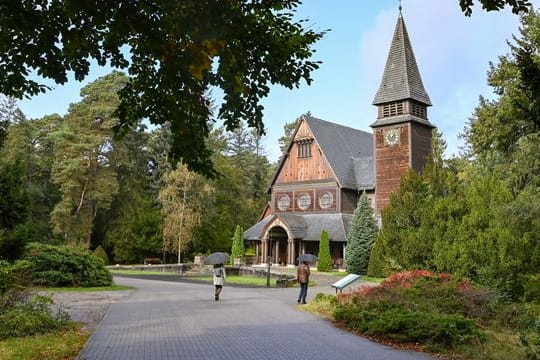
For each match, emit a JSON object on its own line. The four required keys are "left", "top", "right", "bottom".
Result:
{"left": 318, "top": 192, "right": 334, "bottom": 209}
{"left": 297, "top": 193, "right": 312, "bottom": 210}
{"left": 277, "top": 194, "right": 290, "bottom": 211}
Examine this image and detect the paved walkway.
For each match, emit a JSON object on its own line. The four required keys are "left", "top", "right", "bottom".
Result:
{"left": 77, "top": 276, "right": 432, "bottom": 360}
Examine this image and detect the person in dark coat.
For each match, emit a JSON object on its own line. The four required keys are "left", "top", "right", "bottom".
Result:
{"left": 297, "top": 261, "right": 310, "bottom": 304}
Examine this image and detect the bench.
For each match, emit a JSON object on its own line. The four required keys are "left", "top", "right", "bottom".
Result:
{"left": 144, "top": 258, "right": 162, "bottom": 265}
{"left": 331, "top": 274, "right": 361, "bottom": 294}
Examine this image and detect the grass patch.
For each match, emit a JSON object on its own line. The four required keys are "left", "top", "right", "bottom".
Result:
{"left": 45, "top": 285, "right": 134, "bottom": 292}
{"left": 361, "top": 276, "right": 385, "bottom": 284}
{"left": 188, "top": 275, "right": 280, "bottom": 287}
{"left": 302, "top": 293, "right": 337, "bottom": 320}
{"left": 110, "top": 269, "right": 178, "bottom": 276}
{"left": 311, "top": 271, "right": 348, "bottom": 277}
{"left": 0, "top": 323, "right": 88, "bottom": 360}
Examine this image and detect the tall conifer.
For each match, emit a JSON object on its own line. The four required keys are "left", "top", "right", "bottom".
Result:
{"left": 317, "top": 229, "right": 331, "bottom": 271}
{"left": 346, "top": 193, "right": 378, "bottom": 275}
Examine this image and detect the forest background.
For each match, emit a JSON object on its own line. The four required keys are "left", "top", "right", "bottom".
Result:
{"left": 0, "top": 1, "right": 539, "bottom": 302}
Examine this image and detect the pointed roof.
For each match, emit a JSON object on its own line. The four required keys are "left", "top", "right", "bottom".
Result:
{"left": 269, "top": 115, "right": 375, "bottom": 191}
{"left": 372, "top": 11, "right": 431, "bottom": 106}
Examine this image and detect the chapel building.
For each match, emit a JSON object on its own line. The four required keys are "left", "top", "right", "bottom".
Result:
{"left": 244, "top": 9, "right": 435, "bottom": 268}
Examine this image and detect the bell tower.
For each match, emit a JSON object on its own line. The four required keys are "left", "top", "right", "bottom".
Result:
{"left": 370, "top": 7, "right": 435, "bottom": 214}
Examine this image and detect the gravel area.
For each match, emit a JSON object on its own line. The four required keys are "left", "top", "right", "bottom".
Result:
{"left": 51, "top": 289, "right": 133, "bottom": 332}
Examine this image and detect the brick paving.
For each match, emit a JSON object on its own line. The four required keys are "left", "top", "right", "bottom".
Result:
{"left": 77, "top": 276, "right": 432, "bottom": 360}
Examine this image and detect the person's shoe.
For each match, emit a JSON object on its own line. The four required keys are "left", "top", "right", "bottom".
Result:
{"left": 297, "top": 299, "right": 300, "bottom": 303}
{"left": 302, "top": 300, "right": 307, "bottom": 304}
{"left": 215, "top": 295, "right": 218, "bottom": 301}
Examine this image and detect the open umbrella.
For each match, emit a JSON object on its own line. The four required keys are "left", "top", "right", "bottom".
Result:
{"left": 297, "top": 253, "right": 318, "bottom": 264}
{"left": 204, "top": 252, "right": 230, "bottom": 265}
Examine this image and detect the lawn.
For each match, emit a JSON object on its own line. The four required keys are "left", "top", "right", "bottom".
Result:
{"left": 188, "top": 275, "right": 283, "bottom": 287}
{"left": 110, "top": 269, "right": 178, "bottom": 276}
{"left": 45, "top": 285, "right": 134, "bottom": 292}
{"left": 0, "top": 324, "right": 88, "bottom": 360}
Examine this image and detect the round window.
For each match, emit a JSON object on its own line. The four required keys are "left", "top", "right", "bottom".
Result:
{"left": 297, "top": 193, "right": 311, "bottom": 210}
{"left": 319, "top": 192, "right": 333, "bottom": 209}
{"left": 277, "top": 195, "right": 290, "bottom": 211}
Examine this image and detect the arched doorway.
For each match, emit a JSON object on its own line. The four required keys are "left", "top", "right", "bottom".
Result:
{"left": 268, "top": 226, "right": 288, "bottom": 265}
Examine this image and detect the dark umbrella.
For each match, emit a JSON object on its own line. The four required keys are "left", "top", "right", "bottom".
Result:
{"left": 204, "top": 252, "right": 230, "bottom": 265}
{"left": 297, "top": 253, "right": 318, "bottom": 264}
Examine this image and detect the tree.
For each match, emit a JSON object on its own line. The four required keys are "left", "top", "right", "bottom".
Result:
{"left": 158, "top": 162, "right": 213, "bottom": 263}
{"left": 105, "top": 190, "right": 163, "bottom": 264}
{"left": 317, "top": 229, "right": 331, "bottom": 272}
{"left": 49, "top": 72, "right": 126, "bottom": 247}
{"left": 0, "top": 161, "right": 31, "bottom": 260}
{"left": 458, "top": 0, "right": 531, "bottom": 16}
{"left": 278, "top": 114, "right": 305, "bottom": 155}
{"left": 230, "top": 225, "right": 245, "bottom": 265}
{"left": 0, "top": 1, "right": 325, "bottom": 177}
{"left": 347, "top": 193, "right": 378, "bottom": 275}
{"left": 0, "top": 96, "right": 24, "bottom": 149}
{"left": 1, "top": 114, "right": 62, "bottom": 244}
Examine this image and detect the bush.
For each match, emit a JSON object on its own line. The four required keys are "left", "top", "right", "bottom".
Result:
{"left": 24, "top": 243, "right": 112, "bottom": 287}
{"left": 0, "top": 260, "right": 33, "bottom": 295}
{"left": 520, "top": 319, "right": 540, "bottom": 360}
{"left": 317, "top": 229, "right": 331, "bottom": 272}
{"left": 334, "top": 270, "right": 491, "bottom": 350}
{"left": 92, "top": 245, "right": 110, "bottom": 266}
{"left": 523, "top": 275, "right": 540, "bottom": 303}
{"left": 0, "top": 292, "right": 69, "bottom": 340}
{"left": 334, "top": 304, "right": 480, "bottom": 350}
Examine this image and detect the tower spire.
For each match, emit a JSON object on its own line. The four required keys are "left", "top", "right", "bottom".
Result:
{"left": 372, "top": 10, "right": 431, "bottom": 107}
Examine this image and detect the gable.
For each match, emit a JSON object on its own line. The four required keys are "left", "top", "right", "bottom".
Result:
{"left": 269, "top": 115, "right": 375, "bottom": 191}
{"left": 274, "top": 119, "right": 336, "bottom": 184}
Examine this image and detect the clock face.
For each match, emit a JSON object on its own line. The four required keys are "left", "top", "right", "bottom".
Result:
{"left": 384, "top": 128, "right": 400, "bottom": 146}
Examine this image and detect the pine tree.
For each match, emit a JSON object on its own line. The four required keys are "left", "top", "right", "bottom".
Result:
{"left": 346, "top": 193, "right": 378, "bottom": 275}
{"left": 317, "top": 229, "right": 331, "bottom": 271}
{"left": 230, "top": 225, "right": 245, "bottom": 265}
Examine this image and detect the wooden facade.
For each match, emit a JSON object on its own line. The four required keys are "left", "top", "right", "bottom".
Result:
{"left": 244, "top": 9, "right": 435, "bottom": 269}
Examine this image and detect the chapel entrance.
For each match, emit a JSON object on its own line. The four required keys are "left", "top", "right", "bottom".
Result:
{"left": 268, "top": 226, "right": 288, "bottom": 265}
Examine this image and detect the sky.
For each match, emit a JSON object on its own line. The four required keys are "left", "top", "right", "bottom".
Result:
{"left": 17, "top": 0, "right": 539, "bottom": 162}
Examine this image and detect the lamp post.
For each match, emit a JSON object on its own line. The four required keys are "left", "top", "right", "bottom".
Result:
{"left": 266, "top": 233, "right": 272, "bottom": 287}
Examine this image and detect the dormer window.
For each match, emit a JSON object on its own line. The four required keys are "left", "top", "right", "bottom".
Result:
{"left": 297, "top": 140, "right": 313, "bottom": 158}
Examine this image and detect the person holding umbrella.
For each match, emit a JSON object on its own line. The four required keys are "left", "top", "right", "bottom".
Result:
{"left": 213, "top": 263, "right": 226, "bottom": 301}
{"left": 297, "top": 260, "right": 311, "bottom": 304}
{"left": 204, "top": 252, "right": 230, "bottom": 301}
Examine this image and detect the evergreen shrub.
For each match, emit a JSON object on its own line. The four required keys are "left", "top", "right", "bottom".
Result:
{"left": 24, "top": 243, "right": 112, "bottom": 287}
{"left": 334, "top": 270, "right": 488, "bottom": 350}
{"left": 93, "top": 245, "right": 110, "bottom": 266}
{"left": 317, "top": 229, "right": 331, "bottom": 271}
{"left": 230, "top": 225, "right": 244, "bottom": 265}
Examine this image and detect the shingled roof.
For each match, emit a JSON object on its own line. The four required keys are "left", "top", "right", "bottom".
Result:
{"left": 279, "top": 115, "right": 374, "bottom": 190}
{"left": 244, "top": 213, "right": 353, "bottom": 242}
{"left": 372, "top": 11, "right": 431, "bottom": 106}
